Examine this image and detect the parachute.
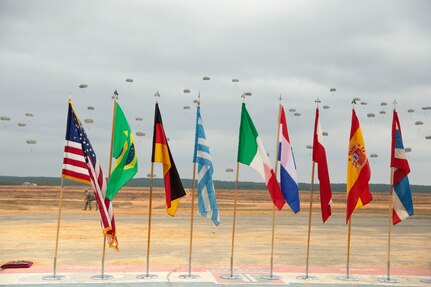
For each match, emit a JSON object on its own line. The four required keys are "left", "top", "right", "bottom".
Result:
{"left": 405, "top": 147, "right": 412, "bottom": 153}
{"left": 367, "top": 113, "right": 375, "bottom": 118}
{"left": 322, "top": 131, "right": 329, "bottom": 136}
{"left": 25, "top": 113, "right": 34, "bottom": 117}
{"left": 183, "top": 106, "right": 190, "bottom": 110}
{"left": 426, "top": 136, "right": 431, "bottom": 140}
{"left": 125, "top": 78, "right": 134, "bottom": 83}
{"left": 360, "top": 101, "right": 368, "bottom": 105}
{"left": 225, "top": 168, "right": 234, "bottom": 172}
{"left": 87, "top": 106, "right": 95, "bottom": 110}
{"left": 0, "top": 116, "right": 11, "bottom": 121}
{"left": 306, "top": 145, "right": 312, "bottom": 149}
{"left": 245, "top": 92, "right": 252, "bottom": 96}
{"left": 370, "top": 154, "right": 378, "bottom": 158}
{"left": 232, "top": 79, "right": 239, "bottom": 83}
{"left": 203, "top": 76, "right": 210, "bottom": 81}
{"left": 323, "top": 105, "right": 330, "bottom": 109}
{"left": 408, "top": 109, "right": 415, "bottom": 113}
{"left": 135, "top": 131, "right": 145, "bottom": 137}
{"left": 380, "top": 111, "right": 386, "bottom": 115}
{"left": 329, "top": 88, "right": 336, "bottom": 92}
{"left": 18, "top": 123, "right": 26, "bottom": 127}
{"left": 381, "top": 102, "right": 388, "bottom": 106}
{"left": 183, "top": 89, "right": 190, "bottom": 93}
{"left": 415, "top": 121, "right": 424, "bottom": 125}
{"left": 135, "top": 117, "right": 143, "bottom": 121}
{"left": 26, "top": 139, "right": 37, "bottom": 144}
{"left": 84, "top": 118, "right": 94, "bottom": 124}
{"left": 293, "top": 112, "right": 301, "bottom": 117}
{"left": 289, "top": 108, "right": 296, "bottom": 112}
{"left": 79, "top": 84, "right": 88, "bottom": 89}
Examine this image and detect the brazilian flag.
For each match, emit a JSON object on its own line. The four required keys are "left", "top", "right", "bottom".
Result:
{"left": 106, "top": 102, "right": 138, "bottom": 200}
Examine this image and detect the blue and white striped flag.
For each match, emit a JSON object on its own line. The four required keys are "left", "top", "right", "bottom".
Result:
{"left": 193, "top": 106, "right": 220, "bottom": 226}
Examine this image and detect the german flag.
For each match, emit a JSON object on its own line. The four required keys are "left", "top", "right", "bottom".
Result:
{"left": 151, "top": 103, "right": 186, "bottom": 216}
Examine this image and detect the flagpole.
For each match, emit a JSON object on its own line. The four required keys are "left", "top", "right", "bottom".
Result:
{"left": 43, "top": 96, "right": 72, "bottom": 281}
{"left": 43, "top": 177, "right": 67, "bottom": 280}
{"left": 297, "top": 161, "right": 318, "bottom": 280}
{"left": 337, "top": 217, "right": 358, "bottom": 281}
{"left": 137, "top": 92, "right": 159, "bottom": 280}
{"left": 220, "top": 161, "right": 242, "bottom": 280}
{"left": 92, "top": 91, "right": 118, "bottom": 280}
{"left": 179, "top": 161, "right": 199, "bottom": 279}
{"left": 262, "top": 101, "right": 282, "bottom": 281}
{"left": 378, "top": 167, "right": 400, "bottom": 283}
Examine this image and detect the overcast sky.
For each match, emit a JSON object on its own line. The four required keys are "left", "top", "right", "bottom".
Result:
{"left": 0, "top": 0, "right": 430, "bottom": 186}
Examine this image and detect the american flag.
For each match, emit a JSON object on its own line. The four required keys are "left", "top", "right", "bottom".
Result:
{"left": 62, "top": 100, "right": 118, "bottom": 250}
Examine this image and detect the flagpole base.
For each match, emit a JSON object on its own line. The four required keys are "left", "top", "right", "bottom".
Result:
{"left": 377, "top": 277, "right": 400, "bottom": 283}
{"left": 136, "top": 273, "right": 159, "bottom": 279}
{"left": 297, "top": 274, "right": 318, "bottom": 280}
{"left": 220, "top": 274, "right": 242, "bottom": 280}
{"left": 336, "top": 275, "right": 359, "bottom": 281}
{"left": 42, "top": 274, "right": 67, "bottom": 280}
{"left": 261, "top": 274, "right": 281, "bottom": 280}
{"left": 91, "top": 274, "right": 114, "bottom": 280}
{"left": 420, "top": 278, "right": 431, "bottom": 283}
{"left": 179, "top": 274, "right": 201, "bottom": 279}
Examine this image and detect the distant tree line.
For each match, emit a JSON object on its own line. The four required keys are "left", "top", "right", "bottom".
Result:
{"left": 0, "top": 176, "right": 429, "bottom": 193}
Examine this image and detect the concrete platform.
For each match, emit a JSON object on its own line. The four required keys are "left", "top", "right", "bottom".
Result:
{"left": 1, "top": 269, "right": 430, "bottom": 286}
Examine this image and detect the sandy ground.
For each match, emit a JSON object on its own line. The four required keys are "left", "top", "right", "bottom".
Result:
{"left": 0, "top": 186, "right": 430, "bottom": 275}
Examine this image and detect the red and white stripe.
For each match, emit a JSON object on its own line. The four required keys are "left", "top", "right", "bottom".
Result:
{"left": 62, "top": 140, "right": 90, "bottom": 183}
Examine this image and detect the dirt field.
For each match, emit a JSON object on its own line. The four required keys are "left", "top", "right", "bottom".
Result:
{"left": 0, "top": 185, "right": 430, "bottom": 274}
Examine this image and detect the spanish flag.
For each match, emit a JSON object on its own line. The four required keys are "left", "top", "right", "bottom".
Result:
{"left": 151, "top": 103, "right": 186, "bottom": 216}
{"left": 346, "top": 109, "right": 373, "bottom": 223}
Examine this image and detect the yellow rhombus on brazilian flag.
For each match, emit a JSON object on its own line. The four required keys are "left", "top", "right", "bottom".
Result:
{"left": 106, "top": 102, "right": 138, "bottom": 200}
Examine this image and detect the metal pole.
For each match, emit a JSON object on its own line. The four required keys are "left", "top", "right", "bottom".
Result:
{"left": 92, "top": 95, "right": 117, "bottom": 281}
{"left": 137, "top": 163, "right": 158, "bottom": 279}
{"left": 43, "top": 178, "right": 67, "bottom": 280}
{"left": 179, "top": 162, "right": 200, "bottom": 279}
{"left": 262, "top": 103, "right": 282, "bottom": 280}
{"left": 378, "top": 167, "right": 400, "bottom": 283}
{"left": 220, "top": 162, "right": 242, "bottom": 280}
{"left": 297, "top": 162, "right": 317, "bottom": 280}
{"left": 337, "top": 218, "right": 358, "bottom": 281}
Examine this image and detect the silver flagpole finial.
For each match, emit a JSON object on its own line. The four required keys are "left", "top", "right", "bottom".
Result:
{"left": 279, "top": 94, "right": 282, "bottom": 102}
{"left": 393, "top": 99, "right": 397, "bottom": 107}
{"left": 154, "top": 90, "right": 160, "bottom": 103}
{"left": 112, "top": 89, "right": 119, "bottom": 100}
{"left": 315, "top": 97, "right": 321, "bottom": 107}
{"left": 351, "top": 98, "right": 357, "bottom": 105}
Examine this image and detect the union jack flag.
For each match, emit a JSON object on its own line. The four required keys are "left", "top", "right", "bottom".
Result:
{"left": 62, "top": 100, "right": 118, "bottom": 250}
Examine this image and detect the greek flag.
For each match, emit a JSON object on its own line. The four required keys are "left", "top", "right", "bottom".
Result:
{"left": 193, "top": 107, "right": 220, "bottom": 226}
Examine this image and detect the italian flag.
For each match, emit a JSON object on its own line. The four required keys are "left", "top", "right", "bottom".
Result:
{"left": 237, "top": 103, "right": 285, "bottom": 210}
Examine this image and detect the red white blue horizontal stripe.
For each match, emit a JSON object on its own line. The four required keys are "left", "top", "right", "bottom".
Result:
{"left": 391, "top": 110, "right": 413, "bottom": 225}
{"left": 278, "top": 106, "right": 300, "bottom": 213}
